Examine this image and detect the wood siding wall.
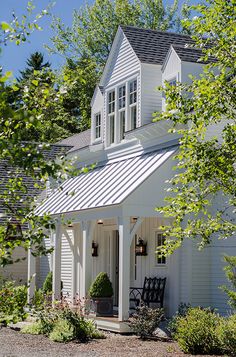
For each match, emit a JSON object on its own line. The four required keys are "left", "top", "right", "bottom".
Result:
{"left": 140, "top": 63, "right": 162, "bottom": 125}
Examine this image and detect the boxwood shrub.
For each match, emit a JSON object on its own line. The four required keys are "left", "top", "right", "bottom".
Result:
{"left": 89, "top": 272, "right": 113, "bottom": 298}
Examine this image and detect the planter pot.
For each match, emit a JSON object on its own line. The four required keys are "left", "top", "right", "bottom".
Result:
{"left": 90, "top": 297, "right": 113, "bottom": 317}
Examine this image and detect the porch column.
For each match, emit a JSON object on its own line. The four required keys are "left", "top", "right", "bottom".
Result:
{"left": 52, "top": 218, "right": 62, "bottom": 303}
{"left": 118, "top": 216, "right": 130, "bottom": 321}
{"left": 27, "top": 244, "right": 36, "bottom": 304}
{"left": 81, "top": 221, "right": 95, "bottom": 298}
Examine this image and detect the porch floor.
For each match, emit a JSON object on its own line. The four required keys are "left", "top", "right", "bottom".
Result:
{"left": 87, "top": 314, "right": 131, "bottom": 333}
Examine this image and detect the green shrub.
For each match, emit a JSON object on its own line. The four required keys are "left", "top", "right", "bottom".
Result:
{"left": 129, "top": 305, "right": 164, "bottom": 339}
{"left": 89, "top": 272, "right": 113, "bottom": 298}
{"left": 168, "top": 302, "right": 191, "bottom": 335}
{"left": 221, "top": 255, "right": 236, "bottom": 311}
{"left": 32, "top": 304, "right": 103, "bottom": 342}
{"left": 21, "top": 321, "right": 44, "bottom": 335}
{"left": 217, "top": 314, "right": 236, "bottom": 356}
{"left": 0, "top": 281, "right": 27, "bottom": 324}
{"left": 43, "top": 272, "right": 53, "bottom": 294}
{"left": 49, "top": 318, "right": 74, "bottom": 342}
{"left": 174, "top": 307, "right": 222, "bottom": 355}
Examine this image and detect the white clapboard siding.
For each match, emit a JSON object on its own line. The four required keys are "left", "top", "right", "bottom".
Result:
{"left": 104, "top": 34, "right": 140, "bottom": 88}
{"left": 140, "top": 63, "right": 163, "bottom": 125}
{"left": 0, "top": 247, "right": 28, "bottom": 284}
{"left": 61, "top": 229, "right": 73, "bottom": 297}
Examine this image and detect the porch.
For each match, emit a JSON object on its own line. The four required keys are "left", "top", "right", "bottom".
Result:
{"left": 28, "top": 146, "right": 180, "bottom": 330}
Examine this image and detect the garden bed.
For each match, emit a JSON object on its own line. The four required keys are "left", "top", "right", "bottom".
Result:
{"left": 0, "top": 326, "right": 220, "bottom": 357}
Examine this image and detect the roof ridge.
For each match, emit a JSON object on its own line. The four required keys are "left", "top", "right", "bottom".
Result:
{"left": 120, "top": 24, "right": 191, "bottom": 39}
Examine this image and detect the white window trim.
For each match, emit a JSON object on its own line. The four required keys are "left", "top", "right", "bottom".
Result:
{"left": 94, "top": 112, "right": 102, "bottom": 141}
{"left": 105, "top": 75, "right": 139, "bottom": 146}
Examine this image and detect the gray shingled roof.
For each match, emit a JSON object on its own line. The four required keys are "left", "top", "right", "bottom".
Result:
{"left": 57, "top": 129, "right": 91, "bottom": 153}
{"left": 121, "top": 25, "right": 194, "bottom": 64}
{"left": 172, "top": 45, "right": 214, "bottom": 64}
{"left": 0, "top": 144, "right": 71, "bottom": 227}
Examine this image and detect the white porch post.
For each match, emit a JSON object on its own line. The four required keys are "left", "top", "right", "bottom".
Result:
{"left": 118, "top": 216, "right": 130, "bottom": 321}
{"left": 81, "top": 220, "right": 95, "bottom": 299}
{"left": 52, "top": 218, "right": 62, "bottom": 303}
{"left": 27, "top": 244, "right": 36, "bottom": 304}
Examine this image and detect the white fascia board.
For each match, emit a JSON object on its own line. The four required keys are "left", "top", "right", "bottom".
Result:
{"left": 161, "top": 45, "right": 181, "bottom": 72}
{"left": 90, "top": 85, "right": 101, "bottom": 107}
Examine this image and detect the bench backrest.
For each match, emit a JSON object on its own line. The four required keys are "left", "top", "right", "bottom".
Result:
{"left": 141, "top": 277, "right": 166, "bottom": 305}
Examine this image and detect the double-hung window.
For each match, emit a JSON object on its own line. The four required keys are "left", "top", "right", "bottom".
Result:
{"left": 118, "top": 85, "right": 126, "bottom": 140}
{"left": 108, "top": 90, "right": 115, "bottom": 144}
{"left": 129, "top": 79, "right": 137, "bottom": 130}
{"left": 156, "top": 232, "right": 166, "bottom": 265}
{"left": 95, "top": 112, "right": 101, "bottom": 139}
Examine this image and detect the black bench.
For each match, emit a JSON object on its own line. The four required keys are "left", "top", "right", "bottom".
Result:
{"left": 130, "top": 277, "right": 166, "bottom": 308}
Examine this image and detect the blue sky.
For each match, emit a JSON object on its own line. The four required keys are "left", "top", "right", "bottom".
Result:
{"left": 1, "top": 0, "right": 197, "bottom": 77}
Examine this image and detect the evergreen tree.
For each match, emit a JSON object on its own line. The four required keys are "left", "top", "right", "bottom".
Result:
{"left": 18, "top": 51, "right": 51, "bottom": 81}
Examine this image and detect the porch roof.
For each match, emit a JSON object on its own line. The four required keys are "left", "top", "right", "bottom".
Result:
{"left": 36, "top": 146, "right": 177, "bottom": 216}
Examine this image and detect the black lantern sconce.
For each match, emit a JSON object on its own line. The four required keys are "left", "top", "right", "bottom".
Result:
{"left": 92, "top": 241, "right": 98, "bottom": 257}
{"left": 5, "top": 217, "right": 23, "bottom": 241}
{"left": 135, "top": 237, "right": 147, "bottom": 256}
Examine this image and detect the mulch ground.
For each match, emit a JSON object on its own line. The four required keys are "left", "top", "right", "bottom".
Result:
{"left": 0, "top": 327, "right": 219, "bottom": 357}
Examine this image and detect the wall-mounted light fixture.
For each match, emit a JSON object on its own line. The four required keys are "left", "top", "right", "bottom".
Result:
{"left": 92, "top": 241, "right": 98, "bottom": 257}
{"left": 97, "top": 219, "right": 103, "bottom": 225}
{"left": 6, "top": 217, "right": 23, "bottom": 241}
{"left": 135, "top": 237, "right": 147, "bottom": 256}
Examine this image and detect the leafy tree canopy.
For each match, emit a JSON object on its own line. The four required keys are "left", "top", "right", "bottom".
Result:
{"left": 18, "top": 51, "right": 51, "bottom": 81}
{"left": 155, "top": 0, "right": 236, "bottom": 255}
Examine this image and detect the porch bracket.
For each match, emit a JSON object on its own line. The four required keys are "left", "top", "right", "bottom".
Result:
{"left": 130, "top": 217, "right": 143, "bottom": 245}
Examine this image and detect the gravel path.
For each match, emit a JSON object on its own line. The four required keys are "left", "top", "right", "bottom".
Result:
{"left": 0, "top": 327, "right": 219, "bottom": 357}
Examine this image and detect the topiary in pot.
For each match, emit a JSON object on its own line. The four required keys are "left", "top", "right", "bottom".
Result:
{"left": 89, "top": 272, "right": 113, "bottom": 317}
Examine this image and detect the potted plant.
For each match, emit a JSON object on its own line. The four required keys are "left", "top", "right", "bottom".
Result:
{"left": 89, "top": 272, "right": 113, "bottom": 317}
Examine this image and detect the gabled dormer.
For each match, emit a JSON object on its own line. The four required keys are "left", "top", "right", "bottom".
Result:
{"left": 90, "top": 26, "right": 192, "bottom": 149}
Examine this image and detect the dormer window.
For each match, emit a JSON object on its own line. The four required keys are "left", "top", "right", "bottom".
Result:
{"left": 108, "top": 90, "right": 115, "bottom": 144}
{"left": 118, "top": 85, "right": 126, "bottom": 140}
{"left": 95, "top": 112, "right": 101, "bottom": 139}
{"left": 129, "top": 79, "right": 137, "bottom": 130}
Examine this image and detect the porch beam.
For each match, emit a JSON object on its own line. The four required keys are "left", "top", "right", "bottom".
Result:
{"left": 118, "top": 215, "right": 130, "bottom": 321}
{"left": 52, "top": 218, "right": 62, "bottom": 303}
{"left": 27, "top": 244, "right": 36, "bottom": 304}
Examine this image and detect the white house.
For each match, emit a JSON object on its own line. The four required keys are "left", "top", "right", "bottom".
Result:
{"left": 29, "top": 26, "right": 235, "bottom": 332}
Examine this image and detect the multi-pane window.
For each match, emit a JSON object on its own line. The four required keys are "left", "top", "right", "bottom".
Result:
{"left": 95, "top": 112, "right": 101, "bottom": 139}
{"left": 110, "top": 115, "right": 115, "bottom": 144}
{"left": 118, "top": 85, "right": 126, "bottom": 140}
{"left": 108, "top": 90, "right": 115, "bottom": 114}
{"left": 129, "top": 80, "right": 137, "bottom": 104}
{"left": 168, "top": 77, "right": 177, "bottom": 87}
{"left": 129, "top": 79, "right": 137, "bottom": 130}
{"left": 118, "top": 85, "right": 126, "bottom": 109}
{"left": 156, "top": 233, "right": 166, "bottom": 265}
{"left": 108, "top": 90, "right": 115, "bottom": 144}
{"left": 119, "top": 110, "right": 126, "bottom": 140}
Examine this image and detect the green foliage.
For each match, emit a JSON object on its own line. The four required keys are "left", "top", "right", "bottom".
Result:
{"left": 174, "top": 307, "right": 223, "bottom": 354}
{"left": 31, "top": 288, "right": 45, "bottom": 309}
{"left": 216, "top": 314, "right": 236, "bottom": 356}
{"left": 221, "top": 255, "right": 236, "bottom": 311}
{"left": 167, "top": 302, "right": 191, "bottom": 335}
{"left": 155, "top": 0, "right": 236, "bottom": 254}
{"left": 21, "top": 321, "right": 44, "bottom": 335}
{"left": 49, "top": 318, "right": 74, "bottom": 342}
{"left": 89, "top": 272, "right": 113, "bottom": 298}
{"left": 43, "top": 271, "right": 53, "bottom": 294}
{"left": 0, "top": 280, "right": 27, "bottom": 325}
{"left": 18, "top": 51, "right": 51, "bottom": 81}
{"left": 129, "top": 305, "right": 164, "bottom": 339}
{"left": 0, "top": 5, "right": 74, "bottom": 265}
{"left": 31, "top": 304, "right": 104, "bottom": 342}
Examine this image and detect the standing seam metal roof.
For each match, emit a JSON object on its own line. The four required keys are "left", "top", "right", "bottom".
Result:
{"left": 36, "top": 146, "right": 177, "bottom": 216}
